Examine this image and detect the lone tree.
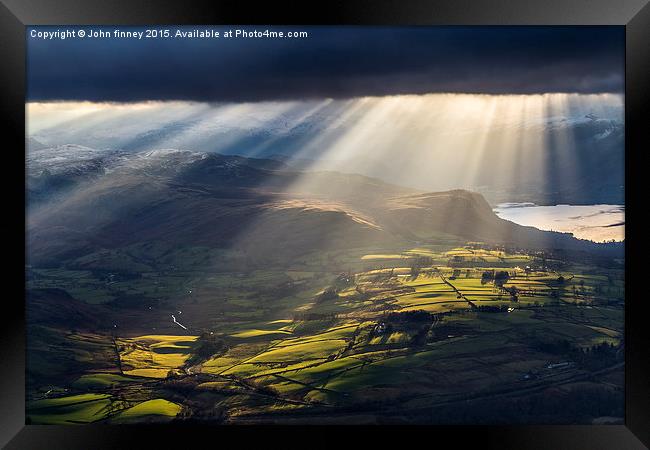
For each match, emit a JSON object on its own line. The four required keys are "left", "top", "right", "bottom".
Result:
{"left": 505, "top": 286, "right": 519, "bottom": 302}
{"left": 494, "top": 271, "right": 510, "bottom": 287}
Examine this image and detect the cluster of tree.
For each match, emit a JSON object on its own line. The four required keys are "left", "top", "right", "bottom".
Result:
{"left": 530, "top": 336, "right": 622, "bottom": 371}
{"left": 185, "top": 332, "right": 227, "bottom": 366}
{"left": 575, "top": 341, "right": 623, "bottom": 371}
{"left": 481, "top": 270, "right": 510, "bottom": 286}
{"left": 494, "top": 271, "right": 511, "bottom": 285}
{"left": 384, "top": 310, "right": 434, "bottom": 325}
{"left": 481, "top": 270, "right": 493, "bottom": 283}
{"left": 195, "top": 333, "right": 227, "bottom": 358}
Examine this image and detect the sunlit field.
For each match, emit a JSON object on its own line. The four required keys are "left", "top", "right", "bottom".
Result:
{"left": 27, "top": 241, "right": 624, "bottom": 424}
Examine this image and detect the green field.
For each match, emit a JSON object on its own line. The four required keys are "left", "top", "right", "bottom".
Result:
{"left": 27, "top": 243, "right": 624, "bottom": 424}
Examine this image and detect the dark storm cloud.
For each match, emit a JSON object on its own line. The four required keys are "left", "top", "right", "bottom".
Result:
{"left": 27, "top": 26, "right": 624, "bottom": 102}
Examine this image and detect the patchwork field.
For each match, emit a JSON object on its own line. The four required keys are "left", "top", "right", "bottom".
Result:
{"left": 27, "top": 243, "right": 624, "bottom": 424}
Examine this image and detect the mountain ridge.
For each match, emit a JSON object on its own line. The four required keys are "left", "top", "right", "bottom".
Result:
{"left": 27, "top": 148, "right": 622, "bottom": 271}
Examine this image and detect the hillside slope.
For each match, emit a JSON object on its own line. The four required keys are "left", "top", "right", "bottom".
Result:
{"left": 27, "top": 149, "right": 621, "bottom": 269}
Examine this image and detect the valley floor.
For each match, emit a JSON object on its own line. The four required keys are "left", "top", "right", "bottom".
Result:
{"left": 26, "top": 243, "right": 624, "bottom": 424}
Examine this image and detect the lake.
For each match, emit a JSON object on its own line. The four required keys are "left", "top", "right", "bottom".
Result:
{"left": 493, "top": 203, "right": 625, "bottom": 243}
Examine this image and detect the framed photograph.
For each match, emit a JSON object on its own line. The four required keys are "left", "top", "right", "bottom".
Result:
{"left": 2, "top": 0, "right": 648, "bottom": 448}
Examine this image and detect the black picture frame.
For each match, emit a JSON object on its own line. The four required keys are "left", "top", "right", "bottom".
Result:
{"left": 2, "top": 1, "right": 648, "bottom": 448}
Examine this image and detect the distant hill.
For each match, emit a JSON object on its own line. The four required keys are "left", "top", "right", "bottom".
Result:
{"left": 28, "top": 104, "right": 624, "bottom": 206}
{"left": 27, "top": 148, "right": 622, "bottom": 269}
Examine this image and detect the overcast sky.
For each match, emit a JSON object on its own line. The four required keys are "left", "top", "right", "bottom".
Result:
{"left": 27, "top": 26, "right": 624, "bottom": 102}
